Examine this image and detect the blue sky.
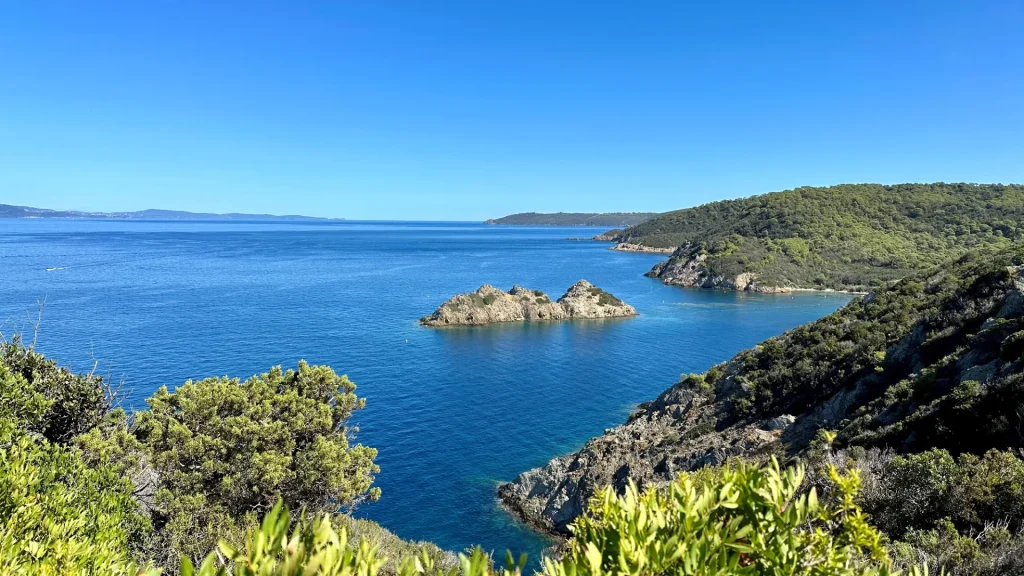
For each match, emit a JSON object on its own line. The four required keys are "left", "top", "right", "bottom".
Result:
{"left": 1, "top": 1, "right": 1022, "bottom": 220}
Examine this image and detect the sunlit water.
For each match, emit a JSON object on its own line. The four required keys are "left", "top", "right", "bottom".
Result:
{"left": 0, "top": 220, "right": 851, "bottom": 558}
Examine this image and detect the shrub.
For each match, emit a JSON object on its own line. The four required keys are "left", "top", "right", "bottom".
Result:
{"left": 0, "top": 419, "right": 154, "bottom": 575}
{"left": 0, "top": 338, "right": 108, "bottom": 443}
{"left": 548, "top": 458, "right": 918, "bottom": 576}
{"left": 135, "top": 362, "right": 380, "bottom": 568}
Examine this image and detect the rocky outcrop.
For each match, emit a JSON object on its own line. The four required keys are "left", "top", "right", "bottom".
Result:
{"left": 645, "top": 248, "right": 794, "bottom": 293}
{"left": 498, "top": 377, "right": 783, "bottom": 534}
{"left": 610, "top": 243, "right": 675, "bottom": 254}
{"left": 420, "top": 280, "right": 637, "bottom": 327}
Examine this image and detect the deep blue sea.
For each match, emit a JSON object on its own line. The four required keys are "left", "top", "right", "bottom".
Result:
{"left": 0, "top": 220, "right": 851, "bottom": 558}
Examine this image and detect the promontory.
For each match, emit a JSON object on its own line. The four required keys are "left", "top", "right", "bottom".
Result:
{"left": 419, "top": 280, "right": 637, "bottom": 327}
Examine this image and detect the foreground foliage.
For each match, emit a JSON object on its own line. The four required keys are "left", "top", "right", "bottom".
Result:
{"left": 0, "top": 420, "right": 153, "bottom": 575}
{"left": 552, "top": 459, "right": 910, "bottom": 576}
{"left": 187, "top": 460, "right": 925, "bottom": 576}
{"left": 815, "top": 447, "right": 1024, "bottom": 575}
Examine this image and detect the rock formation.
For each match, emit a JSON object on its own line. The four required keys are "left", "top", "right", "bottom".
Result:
{"left": 610, "top": 243, "right": 675, "bottom": 254}
{"left": 419, "top": 280, "right": 637, "bottom": 327}
{"left": 645, "top": 247, "right": 794, "bottom": 293}
{"left": 497, "top": 375, "right": 785, "bottom": 534}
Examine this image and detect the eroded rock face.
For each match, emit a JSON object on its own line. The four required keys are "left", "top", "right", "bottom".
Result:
{"left": 610, "top": 243, "right": 675, "bottom": 254}
{"left": 645, "top": 249, "right": 793, "bottom": 293}
{"left": 497, "top": 380, "right": 782, "bottom": 534}
{"left": 419, "top": 280, "right": 637, "bottom": 327}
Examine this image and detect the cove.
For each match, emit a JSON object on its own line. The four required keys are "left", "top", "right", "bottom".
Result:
{"left": 0, "top": 220, "right": 851, "bottom": 558}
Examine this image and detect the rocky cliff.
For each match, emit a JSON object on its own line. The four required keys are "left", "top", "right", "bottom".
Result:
{"left": 611, "top": 243, "right": 675, "bottom": 255}
{"left": 499, "top": 247, "right": 1024, "bottom": 535}
{"left": 645, "top": 246, "right": 794, "bottom": 293}
{"left": 420, "top": 280, "right": 637, "bottom": 327}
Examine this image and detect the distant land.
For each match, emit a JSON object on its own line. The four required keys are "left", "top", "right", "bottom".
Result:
{"left": 0, "top": 203, "right": 340, "bottom": 221}
{"left": 484, "top": 212, "right": 658, "bottom": 227}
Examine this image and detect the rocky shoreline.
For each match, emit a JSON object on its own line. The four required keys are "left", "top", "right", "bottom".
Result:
{"left": 646, "top": 252, "right": 795, "bottom": 292}
{"left": 610, "top": 243, "right": 675, "bottom": 254}
{"left": 497, "top": 371, "right": 791, "bottom": 535}
{"left": 420, "top": 280, "right": 637, "bottom": 327}
{"left": 645, "top": 249, "right": 868, "bottom": 294}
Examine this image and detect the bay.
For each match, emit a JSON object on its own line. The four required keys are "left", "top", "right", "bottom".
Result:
{"left": 0, "top": 219, "right": 851, "bottom": 558}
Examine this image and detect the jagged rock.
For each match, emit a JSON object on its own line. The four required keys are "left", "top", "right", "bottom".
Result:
{"left": 610, "top": 243, "right": 675, "bottom": 254}
{"left": 497, "top": 378, "right": 781, "bottom": 534}
{"left": 420, "top": 280, "right": 637, "bottom": 327}
{"left": 645, "top": 250, "right": 794, "bottom": 293}
{"left": 763, "top": 414, "right": 796, "bottom": 431}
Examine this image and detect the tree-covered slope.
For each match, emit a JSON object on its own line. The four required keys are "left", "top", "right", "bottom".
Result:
{"left": 611, "top": 183, "right": 1024, "bottom": 291}
{"left": 501, "top": 245, "right": 1024, "bottom": 572}
{"left": 485, "top": 212, "right": 658, "bottom": 226}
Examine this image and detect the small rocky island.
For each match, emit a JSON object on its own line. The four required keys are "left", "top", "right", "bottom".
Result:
{"left": 420, "top": 280, "right": 637, "bottom": 327}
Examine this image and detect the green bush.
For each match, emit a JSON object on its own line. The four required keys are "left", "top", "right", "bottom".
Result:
{"left": 0, "top": 419, "right": 154, "bottom": 575}
{"left": 134, "top": 362, "right": 380, "bottom": 568}
{"left": 0, "top": 338, "right": 108, "bottom": 443}
{"left": 550, "top": 458, "right": 915, "bottom": 576}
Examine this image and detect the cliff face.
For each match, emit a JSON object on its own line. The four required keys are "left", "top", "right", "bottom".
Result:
{"left": 610, "top": 243, "right": 675, "bottom": 254}
{"left": 419, "top": 280, "right": 637, "bottom": 327}
{"left": 645, "top": 247, "right": 794, "bottom": 293}
{"left": 497, "top": 379, "right": 783, "bottom": 533}
{"left": 499, "top": 248, "right": 1024, "bottom": 535}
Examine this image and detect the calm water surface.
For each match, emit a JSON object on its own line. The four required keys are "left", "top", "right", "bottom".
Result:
{"left": 0, "top": 220, "right": 851, "bottom": 557}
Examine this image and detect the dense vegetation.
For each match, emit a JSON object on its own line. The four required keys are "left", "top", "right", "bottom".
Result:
{"left": 612, "top": 183, "right": 1024, "bottom": 290}
{"left": 484, "top": 212, "right": 658, "bottom": 226}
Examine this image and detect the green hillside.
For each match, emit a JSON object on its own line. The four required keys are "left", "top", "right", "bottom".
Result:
{"left": 612, "top": 183, "right": 1024, "bottom": 291}
{"left": 485, "top": 212, "right": 658, "bottom": 226}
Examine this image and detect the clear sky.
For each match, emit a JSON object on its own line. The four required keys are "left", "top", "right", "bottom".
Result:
{"left": 1, "top": 1, "right": 1022, "bottom": 221}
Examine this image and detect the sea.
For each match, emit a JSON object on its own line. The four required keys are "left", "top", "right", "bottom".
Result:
{"left": 0, "top": 219, "right": 851, "bottom": 559}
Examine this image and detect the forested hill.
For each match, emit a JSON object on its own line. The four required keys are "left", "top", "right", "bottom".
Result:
{"left": 609, "top": 183, "right": 1024, "bottom": 291}
{"left": 484, "top": 212, "right": 658, "bottom": 226}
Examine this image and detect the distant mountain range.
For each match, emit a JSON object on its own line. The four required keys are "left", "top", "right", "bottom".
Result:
{"left": 484, "top": 212, "right": 658, "bottom": 226}
{"left": 0, "top": 203, "right": 340, "bottom": 221}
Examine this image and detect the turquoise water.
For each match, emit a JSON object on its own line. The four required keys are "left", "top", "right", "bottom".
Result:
{"left": 0, "top": 220, "right": 851, "bottom": 557}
